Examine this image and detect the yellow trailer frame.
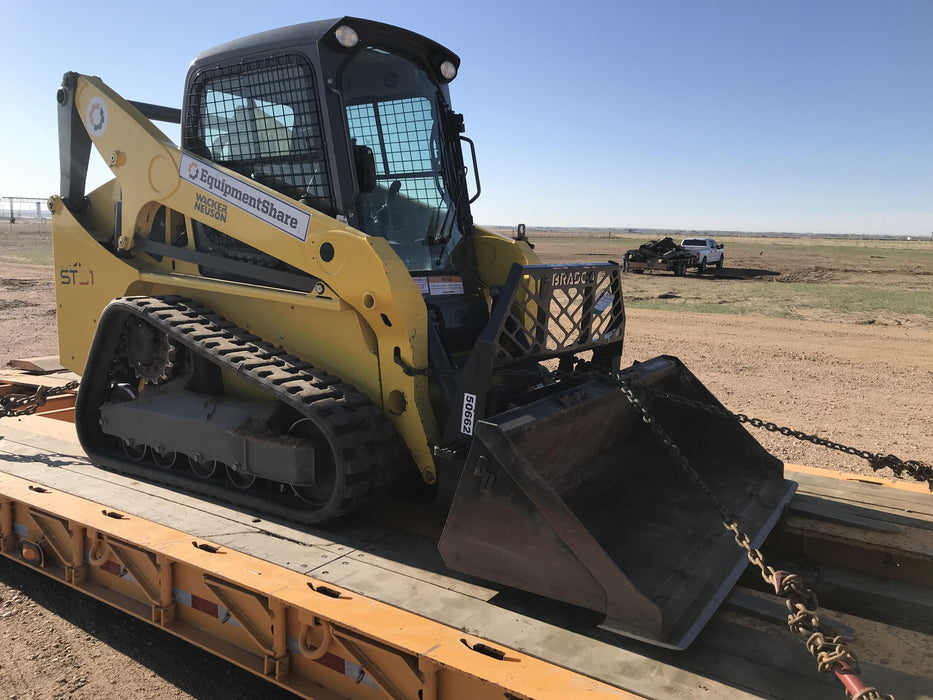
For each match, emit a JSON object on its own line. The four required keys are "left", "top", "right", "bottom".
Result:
{"left": 0, "top": 467, "right": 630, "bottom": 700}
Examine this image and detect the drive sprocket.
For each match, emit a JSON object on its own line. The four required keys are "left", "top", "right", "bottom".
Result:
{"left": 124, "top": 316, "right": 178, "bottom": 383}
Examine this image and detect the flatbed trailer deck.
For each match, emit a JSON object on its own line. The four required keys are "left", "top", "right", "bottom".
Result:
{"left": 1, "top": 376, "right": 931, "bottom": 699}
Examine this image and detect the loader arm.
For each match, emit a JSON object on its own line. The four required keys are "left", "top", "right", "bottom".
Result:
{"left": 51, "top": 72, "right": 440, "bottom": 481}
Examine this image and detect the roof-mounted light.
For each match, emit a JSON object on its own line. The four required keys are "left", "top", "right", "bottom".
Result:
{"left": 440, "top": 60, "right": 457, "bottom": 81}
{"left": 335, "top": 25, "right": 359, "bottom": 48}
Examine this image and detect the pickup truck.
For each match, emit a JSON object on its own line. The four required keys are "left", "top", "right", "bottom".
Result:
{"left": 680, "top": 237, "right": 725, "bottom": 273}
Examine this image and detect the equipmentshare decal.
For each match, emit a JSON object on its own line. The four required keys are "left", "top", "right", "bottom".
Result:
{"left": 180, "top": 153, "right": 311, "bottom": 241}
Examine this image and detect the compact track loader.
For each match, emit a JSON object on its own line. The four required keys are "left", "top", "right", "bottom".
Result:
{"left": 50, "top": 17, "right": 794, "bottom": 648}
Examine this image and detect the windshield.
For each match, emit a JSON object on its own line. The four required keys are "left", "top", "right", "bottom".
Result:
{"left": 341, "top": 47, "right": 467, "bottom": 273}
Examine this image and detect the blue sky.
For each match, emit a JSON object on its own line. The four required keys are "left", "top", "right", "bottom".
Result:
{"left": 2, "top": 0, "right": 931, "bottom": 235}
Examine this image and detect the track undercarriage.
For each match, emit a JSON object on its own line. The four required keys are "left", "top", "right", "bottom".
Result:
{"left": 75, "top": 295, "right": 399, "bottom": 524}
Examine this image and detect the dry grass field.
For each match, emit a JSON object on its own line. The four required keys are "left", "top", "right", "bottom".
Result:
{"left": 0, "top": 220, "right": 931, "bottom": 698}
{"left": 531, "top": 231, "right": 933, "bottom": 327}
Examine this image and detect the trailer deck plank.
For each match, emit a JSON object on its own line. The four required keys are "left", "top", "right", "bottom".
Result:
{"left": 1, "top": 417, "right": 931, "bottom": 698}
{"left": 787, "top": 467, "right": 933, "bottom": 517}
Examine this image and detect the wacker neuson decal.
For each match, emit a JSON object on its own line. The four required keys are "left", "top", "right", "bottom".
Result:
{"left": 180, "top": 153, "right": 311, "bottom": 241}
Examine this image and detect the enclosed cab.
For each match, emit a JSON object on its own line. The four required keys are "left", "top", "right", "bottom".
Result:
{"left": 181, "top": 19, "right": 476, "bottom": 285}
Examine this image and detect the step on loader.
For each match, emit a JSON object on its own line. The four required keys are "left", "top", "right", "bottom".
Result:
{"left": 50, "top": 16, "right": 795, "bottom": 649}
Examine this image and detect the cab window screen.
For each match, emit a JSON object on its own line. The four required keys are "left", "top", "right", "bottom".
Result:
{"left": 346, "top": 97, "right": 440, "bottom": 207}
{"left": 340, "top": 45, "right": 466, "bottom": 273}
{"left": 184, "top": 54, "right": 334, "bottom": 214}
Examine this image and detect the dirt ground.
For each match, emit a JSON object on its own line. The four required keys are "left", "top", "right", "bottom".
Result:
{"left": 0, "top": 224, "right": 932, "bottom": 698}
{"left": 0, "top": 263, "right": 58, "bottom": 368}
{"left": 0, "top": 561, "right": 300, "bottom": 700}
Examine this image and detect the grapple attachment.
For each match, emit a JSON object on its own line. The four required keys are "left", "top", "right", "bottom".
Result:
{"left": 439, "top": 355, "right": 796, "bottom": 649}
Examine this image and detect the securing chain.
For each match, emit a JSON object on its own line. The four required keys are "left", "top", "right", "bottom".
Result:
{"left": 609, "top": 372, "right": 894, "bottom": 700}
{"left": 649, "top": 389, "right": 933, "bottom": 491}
{"left": 0, "top": 381, "right": 79, "bottom": 419}
{"left": 393, "top": 347, "right": 931, "bottom": 492}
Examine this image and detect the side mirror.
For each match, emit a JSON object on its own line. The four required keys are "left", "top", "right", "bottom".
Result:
{"left": 718, "top": 243, "right": 724, "bottom": 249}
{"left": 353, "top": 144, "right": 377, "bottom": 193}
{"left": 514, "top": 223, "right": 534, "bottom": 248}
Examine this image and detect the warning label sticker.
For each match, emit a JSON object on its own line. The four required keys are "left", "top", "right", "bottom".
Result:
{"left": 428, "top": 277, "right": 464, "bottom": 296}
{"left": 594, "top": 293, "right": 614, "bottom": 314}
{"left": 412, "top": 277, "right": 430, "bottom": 294}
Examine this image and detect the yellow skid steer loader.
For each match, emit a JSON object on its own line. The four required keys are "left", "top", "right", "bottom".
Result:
{"left": 50, "top": 17, "right": 794, "bottom": 648}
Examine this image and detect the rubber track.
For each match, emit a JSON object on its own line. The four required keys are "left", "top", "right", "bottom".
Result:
{"left": 82, "top": 295, "right": 399, "bottom": 525}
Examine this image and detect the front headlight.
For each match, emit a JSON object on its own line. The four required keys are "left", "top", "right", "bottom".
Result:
{"left": 440, "top": 60, "right": 457, "bottom": 81}
{"left": 335, "top": 25, "right": 359, "bottom": 48}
